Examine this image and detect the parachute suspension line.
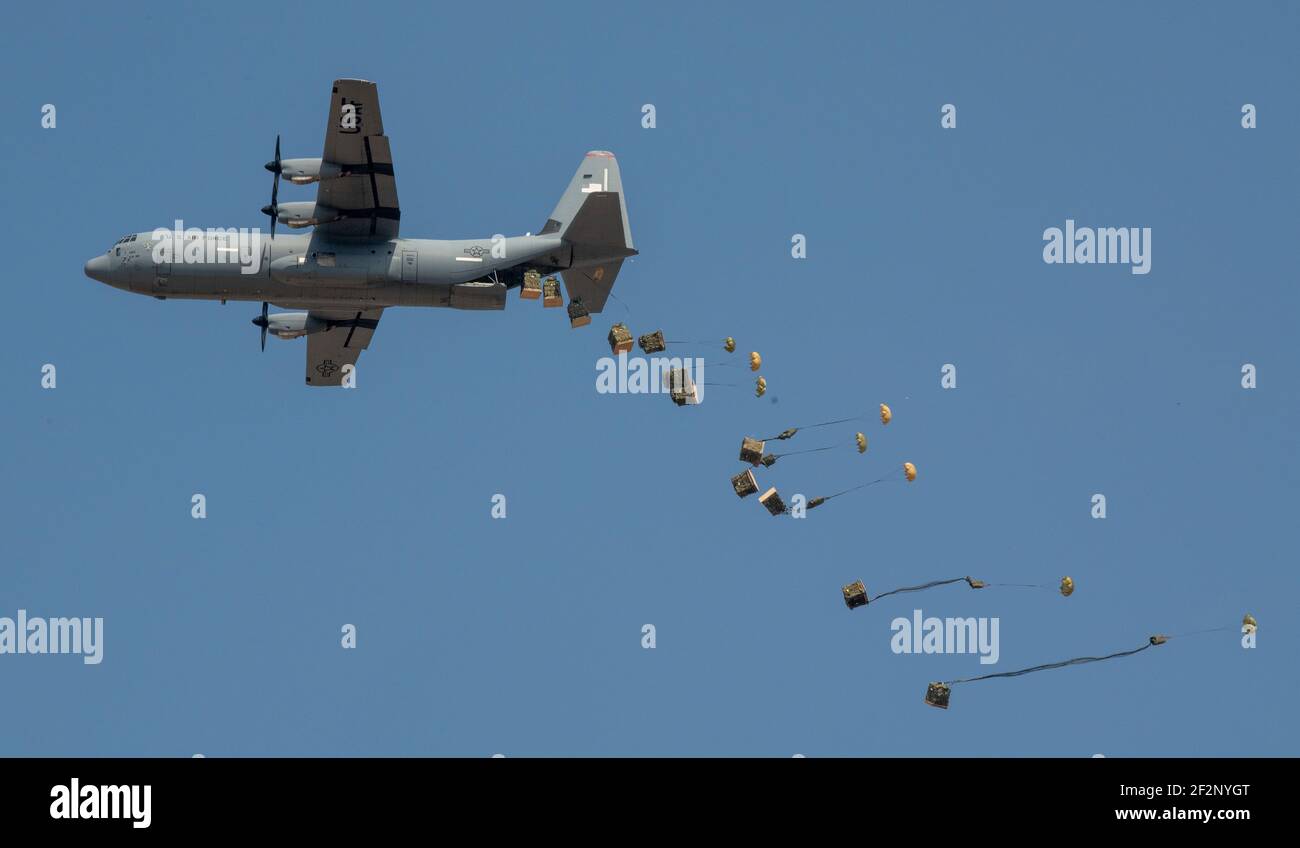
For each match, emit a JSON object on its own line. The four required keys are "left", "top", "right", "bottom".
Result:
{"left": 871, "top": 578, "right": 968, "bottom": 602}
{"left": 1168, "top": 625, "right": 1234, "bottom": 638}
{"left": 772, "top": 445, "right": 839, "bottom": 458}
{"left": 605, "top": 289, "right": 633, "bottom": 319}
{"left": 820, "top": 473, "right": 898, "bottom": 502}
{"left": 762, "top": 415, "right": 865, "bottom": 441}
{"left": 945, "top": 642, "right": 1154, "bottom": 685}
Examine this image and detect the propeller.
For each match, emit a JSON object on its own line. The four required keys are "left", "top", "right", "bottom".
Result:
{"left": 251, "top": 301, "right": 269, "bottom": 351}
{"left": 261, "top": 134, "right": 281, "bottom": 238}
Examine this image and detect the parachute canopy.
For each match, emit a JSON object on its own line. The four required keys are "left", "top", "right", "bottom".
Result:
{"left": 855, "top": 432, "right": 867, "bottom": 453}
{"left": 903, "top": 462, "right": 917, "bottom": 482}
{"left": 724, "top": 337, "right": 736, "bottom": 353}
{"left": 749, "top": 352, "right": 762, "bottom": 372}
{"left": 755, "top": 376, "right": 767, "bottom": 398}
{"left": 1243, "top": 613, "right": 1257, "bottom": 633}
{"left": 880, "top": 403, "right": 892, "bottom": 425}
{"left": 1060, "top": 576, "right": 1075, "bottom": 597}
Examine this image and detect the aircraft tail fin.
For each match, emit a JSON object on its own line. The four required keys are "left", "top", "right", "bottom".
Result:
{"left": 541, "top": 151, "right": 635, "bottom": 314}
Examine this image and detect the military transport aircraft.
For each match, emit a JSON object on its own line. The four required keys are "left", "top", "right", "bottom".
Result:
{"left": 84, "top": 79, "right": 635, "bottom": 385}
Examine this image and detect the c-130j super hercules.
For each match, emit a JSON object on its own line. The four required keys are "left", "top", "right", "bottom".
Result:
{"left": 84, "top": 79, "right": 636, "bottom": 385}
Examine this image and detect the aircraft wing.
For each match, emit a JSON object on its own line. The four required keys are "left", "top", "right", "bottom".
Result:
{"left": 304, "top": 308, "right": 383, "bottom": 386}
{"left": 315, "top": 79, "right": 400, "bottom": 239}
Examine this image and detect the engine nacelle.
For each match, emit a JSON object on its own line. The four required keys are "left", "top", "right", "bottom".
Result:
{"left": 266, "top": 201, "right": 341, "bottom": 229}
{"left": 265, "top": 312, "right": 329, "bottom": 339}
{"left": 278, "top": 158, "right": 344, "bottom": 185}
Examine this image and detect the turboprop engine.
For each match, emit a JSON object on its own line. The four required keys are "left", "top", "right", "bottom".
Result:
{"left": 267, "top": 157, "right": 345, "bottom": 185}
{"left": 252, "top": 311, "right": 329, "bottom": 340}
{"left": 259, "top": 201, "right": 341, "bottom": 229}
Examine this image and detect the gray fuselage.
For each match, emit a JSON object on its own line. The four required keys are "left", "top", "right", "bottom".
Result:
{"left": 84, "top": 229, "right": 572, "bottom": 311}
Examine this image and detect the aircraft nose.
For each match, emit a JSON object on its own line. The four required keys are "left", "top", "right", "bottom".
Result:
{"left": 84, "top": 254, "right": 110, "bottom": 283}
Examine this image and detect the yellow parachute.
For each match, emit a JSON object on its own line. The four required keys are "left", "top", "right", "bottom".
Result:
{"left": 1243, "top": 613, "right": 1257, "bottom": 633}
{"left": 1059, "top": 576, "right": 1075, "bottom": 597}
{"left": 724, "top": 337, "right": 736, "bottom": 353}
{"left": 855, "top": 432, "right": 867, "bottom": 453}
{"left": 903, "top": 462, "right": 917, "bottom": 482}
{"left": 749, "top": 351, "right": 762, "bottom": 372}
{"left": 880, "top": 403, "right": 892, "bottom": 425}
{"left": 755, "top": 376, "right": 767, "bottom": 398}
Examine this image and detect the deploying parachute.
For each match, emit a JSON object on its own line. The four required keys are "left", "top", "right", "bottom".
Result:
{"left": 800, "top": 461, "right": 919, "bottom": 509}
{"left": 856, "top": 432, "right": 867, "bottom": 453}
{"left": 880, "top": 403, "right": 892, "bottom": 425}
{"left": 755, "top": 376, "right": 767, "bottom": 398}
{"left": 724, "top": 337, "right": 736, "bottom": 353}
{"left": 923, "top": 617, "right": 1253, "bottom": 709}
{"left": 842, "top": 575, "right": 1073, "bottom": 609}
{"left": 1059, "top": 576, "right": 1075, "bottom": 597}
{"left": 749, "top": 352, "right": 762, "bottom": 372}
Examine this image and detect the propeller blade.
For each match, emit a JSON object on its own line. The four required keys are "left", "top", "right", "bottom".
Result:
{"left": 264, "top": 133, "right": 283, "bottom": 174}
{"left": 252, "top": 302, "right": 269, "bottom": 352}
{"left": 266, "top": 135, "right": 281, "bottom": 238}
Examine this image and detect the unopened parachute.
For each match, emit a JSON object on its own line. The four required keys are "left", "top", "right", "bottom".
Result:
{"left": 841, "top": 575, "right": 1073, "bottom": 609}
{"left": 922, "top": 619, "right": 1252, "bottom": 709}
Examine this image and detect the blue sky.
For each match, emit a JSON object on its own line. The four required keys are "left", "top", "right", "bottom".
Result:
{"left": 2, "top": 1, "right": 1296, "bottom": 755}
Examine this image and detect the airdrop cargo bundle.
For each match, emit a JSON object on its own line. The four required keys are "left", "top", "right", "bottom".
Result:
{"left": 665, "top": 367, "right": 698, "bottom": 406}
{"left": 608, "top": 323, "right": 633, "bottom": 354}
{"left": 520, "top": 269, "right": 542, "bottom": 300}
{"left": 924, "top": 682, "right": 951, "bottom": 709}
{"left": 568, "top": 300, "right": 591, "bottom": 329}
{"left": 842, "top": 580, "right": 868, "bottom": 609}
{"left": 731, "top": 469, "right": 759, "bottom": 498}
{"left": 739, "top": 437, "right": 765, "bottom": 466}
{"left": 759, "top": 487, "right": 786, "bottom": 516}
{"left": 638, "top": 330, "right": 666, "bottom": 355}
{"left": 542, "top": 277, "right": 563, "bottom": 308}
